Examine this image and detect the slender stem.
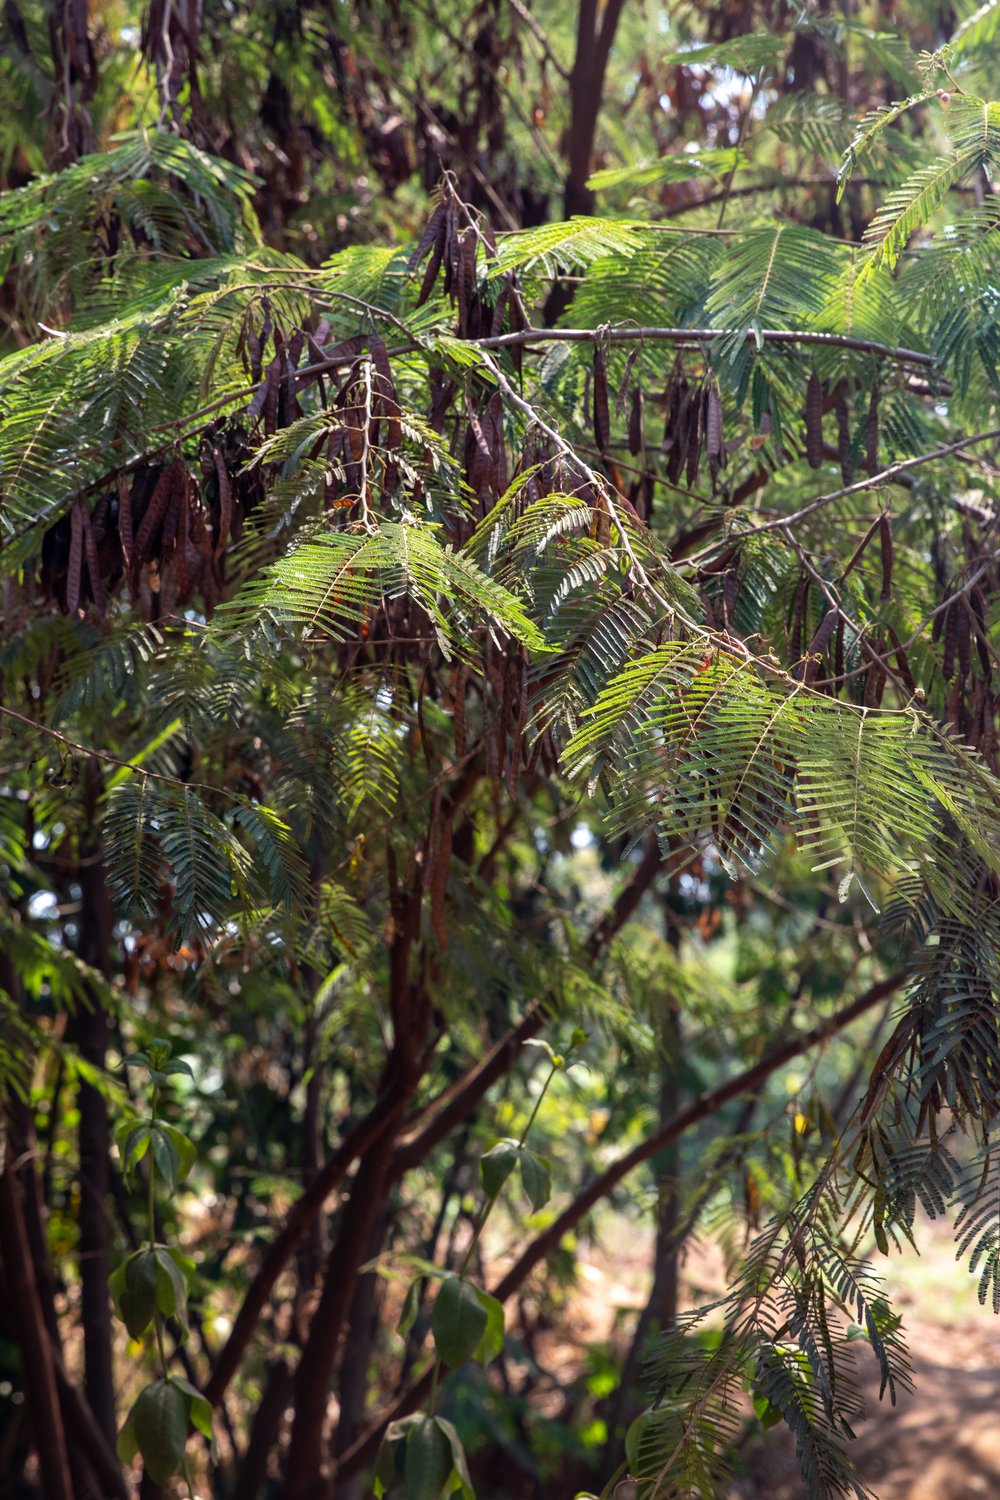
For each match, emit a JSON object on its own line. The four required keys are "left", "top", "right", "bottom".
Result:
{"left": 516, "top": 1061, "right": 559, "bottom": 1151}
{"left": 147, "top": 1083, "right": 170, "bottom": 1379}
{"left": 458, "top": 1057, "right": 560, "bottom": 1280}
{"left": 148, "top": 1084, "right": 158, "bottom": 1248}
{"left": 717, "top": 67, "right": 766, "bottom": 229}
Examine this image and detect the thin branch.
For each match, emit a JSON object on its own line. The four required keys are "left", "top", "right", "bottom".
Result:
{"left": 0, "top": 704, "right": 235, "bottom": 799}
{"left": 751, "top": 426, "right": 1000, "bottom": 533}
{"left": 681, "top": 425, "right": 1000, "bottom": 572}
{"left": 507, "top": 0, "right": 571, "bottom": 79}
{"left": 478, "top": 324, "right": 936, "bottom": 368}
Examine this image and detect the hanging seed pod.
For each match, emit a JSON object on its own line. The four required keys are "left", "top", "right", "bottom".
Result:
{"left": 134, "top": 465, "right": 175, "bottom": 563}
{"left": 616, "top": 347, "right": 639, "bottom": 416}
{"left": 213, "top": 448, "right": 232, "bottom": 558}
{"left": 628, "top": 386, "right": 644, "bottom": 456}
{"left": 175, "top": 484, "right": 190, "bottom": 598}
{"left": 665, "top": 374, "right": 686, "bottom": 444}
{"left": 706, "top": 385, "right": 724, "bottom": 486}
{"left": 370, "top": 334, "right": 401, "bottom": 452}
{"left": 790, "top": 574, "right": 809, "bottom": 664}
{"left": 802, "top": 608, "right": 838, "bottom": 683}
{"left": 417, "top": 225, "right": 446, "bottom": 308}
{"left": 409, "top": 200, "right": 447, "bottom": 272}
{"left": 285, "top": 332, "right": 303, "bottom": 423}
{"left": 887, "top": 626, "right": 917, "bottom": 696}
{"left": 593, "top": 343, "right": 610, "bottom": 453}
{"left": 947, "top": 677, "right": 964, "bottom": 732}
{"left": 666, "top": 381, "right": 689, "bottom": 485}
{"left": 684, "top": 386, "right": 703, "bottom": 489}
{"left": 879, "top": 510, "right": 893, "bottom": 600}
{"left": 722, "top": 571, "right": 736, "bottom": 627}
{"left": 863, "top": 646, "right": 887, "bottom": 707}
{"left": 834, "top": 617, "right": 845, "bottom": 684}
{"left": 490, "top": 282, "right": 509, "bottom": 338}
{"left": 834, "top": 380, "right": 852, "bottom": 484}
{"left": 805, "top": 370, "right": 823, "bottom": 469}
{"left": 505, "top": 273, "right": 526, "bottom": 379}
{"left": 464, "top": 393, "right": 493, "bottom": 509}
{"left": 942, "top": 603, "right": 958, "bottom": 682}
{"left": 81, "top": 503, "right": 106, "bottom": 616}
{"left": 865, "top": 381, "right": 880, "bottom": 476}
{"left": 161, "top": 472, "right": 182, "bottom": 550}
{"left": 486, "top": 391, "right": 507, "bottom": 496}
{"left": 429, "top": 370, "right": 457, "bottom": 434}
{"left": 957, "top": 601, "right": 972, "bottom": 681}
{"left": 91, "top": 492, "right": 111, "bottom": 543}
{"left": 66, "top": 501, "right": 85, "bottom": 614}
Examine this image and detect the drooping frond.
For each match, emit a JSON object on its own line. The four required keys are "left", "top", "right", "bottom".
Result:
{"left": 0, "top": 131, "right": 260, "bottom": 324}
{"left": 836, "top": 93, "right": 934, "bottom": 198}
{"left": 859, "top": 97, "right": 1000, "bottom": 275}
{"left": 217, "top": 520, "right": 547, "bottom": 660}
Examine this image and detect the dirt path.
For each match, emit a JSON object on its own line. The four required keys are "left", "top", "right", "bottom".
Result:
{"left": 731, "top": 1333, "right": 1000, "bottom": 1500}
{"left": 731, "top": 1222, "right": 1000, "bottom": 1499}
{"left": 561, "top": 1218, "right": 1000, "bottom": 1500}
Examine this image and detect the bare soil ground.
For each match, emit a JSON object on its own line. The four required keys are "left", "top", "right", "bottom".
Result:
{"left": 731, "top": 1217, "right": 1000, "bottom": 1500}
{"left": 558, "top": 1217, "right": 1000, "bottom": 1500}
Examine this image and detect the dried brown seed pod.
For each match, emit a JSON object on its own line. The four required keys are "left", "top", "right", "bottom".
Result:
{"left": 835, "top": 380, "right": 852, "bottom": 484}
{"left": 706, "top": 386, "right": 724, "bottom": 486}
{"left": 802, "top": 607, "right": 838, "bottom": 682}
{"left": 865, "top": 382, "right": 880, "bottom": 476}
{"left": 593, "top": 344, "right": 610, "bottom": 453}
{"left": 805, "top": 370, "right": 823, "bottom": 469}
{"left": 67, "top": 501, "right": 84, "bottom": 614}
{"left": 134, "top": 465, "right": 175, "bottom": 563}
{"left": 628, "top": 386, "right": 644, "bottom": 456}
{"left": 879, "top": 510, "right": 893, "bottom": 600}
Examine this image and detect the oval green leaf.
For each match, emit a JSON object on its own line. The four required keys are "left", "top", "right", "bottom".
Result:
{"left": 128, "top": 1378, "right": 189, "bottom": 1484}
{"left": 404, "top": 1414, "right": 453, "bottom": 1500}
{"left": 480, "top": 1140, "right": 518, "bottom": 1200}
{"left": 519, "top": 1149, "right": 551, "bottom": 1211}
{"left": 431, "top": 1275, "right": 488, "bottom": 1369}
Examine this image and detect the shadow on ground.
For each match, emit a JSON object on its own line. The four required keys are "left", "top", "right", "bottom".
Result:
{"left": 731, "top": 1351, "right": 1000, "bottom": 1499}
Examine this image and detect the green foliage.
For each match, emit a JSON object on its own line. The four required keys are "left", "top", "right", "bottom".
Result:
{"left": 8, "top": 5, "right": 1000, "bottom": 1500}
{"left": 117, "top": 1377, "right": 213, "bottom": 1485}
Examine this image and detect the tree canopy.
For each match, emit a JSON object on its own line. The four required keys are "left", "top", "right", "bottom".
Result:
{"left": 3, "top": 3, "right": 1000, "bottom": 1499}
